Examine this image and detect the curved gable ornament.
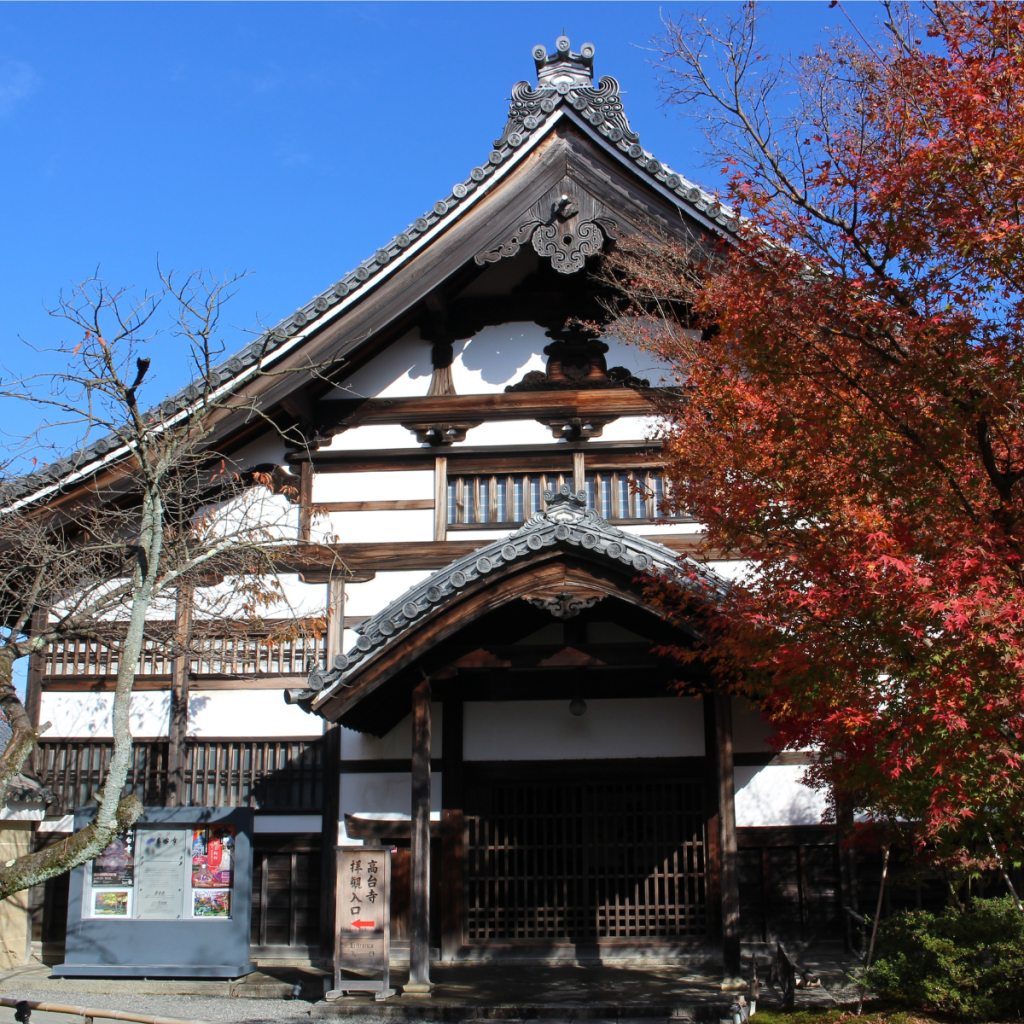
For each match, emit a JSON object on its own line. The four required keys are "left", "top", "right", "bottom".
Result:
{"left": 287, "top": 486, "right": 730, "bottom": 713}
{"left": 475, "top": 181, "right": 619, "bottom": 275}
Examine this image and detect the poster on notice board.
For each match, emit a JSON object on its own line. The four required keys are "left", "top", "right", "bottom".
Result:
{"left": 191, "top": 826, "right": 234, "bottom": 889}
{"left": 92, "top": 831, "right": 134, "bottom": 887}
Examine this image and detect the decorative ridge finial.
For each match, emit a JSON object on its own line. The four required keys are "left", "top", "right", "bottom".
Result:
{"left": 493, "top": 38, "right": 638, "bottom": 151}
{"left": 533, "top": 36, "right": 595, "bottom": 89}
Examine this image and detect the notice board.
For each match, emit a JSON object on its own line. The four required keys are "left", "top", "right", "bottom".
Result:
{"left": 55, "top": 806, "right": 254, "bottom": 978}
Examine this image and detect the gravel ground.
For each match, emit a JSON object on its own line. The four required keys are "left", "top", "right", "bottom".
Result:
{"left": 0, "top": 990, "right": 320, "bottom": 1024}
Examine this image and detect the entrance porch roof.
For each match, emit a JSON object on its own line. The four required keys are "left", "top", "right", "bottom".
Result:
{"left": 287, "top": 487, "right": 730, "bottom": 724}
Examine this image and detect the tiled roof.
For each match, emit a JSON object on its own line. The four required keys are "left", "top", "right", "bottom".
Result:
{"left": 2, "top": 37, "right": 738, "bottom": 510}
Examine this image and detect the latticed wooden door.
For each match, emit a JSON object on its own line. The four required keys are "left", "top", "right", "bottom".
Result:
{"left": 464, "top": 779, "right": 707, "bottom": 942}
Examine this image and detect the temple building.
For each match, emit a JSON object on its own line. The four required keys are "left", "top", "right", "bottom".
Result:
{"left": 14, "top": 38, "right": 845, "bottom": 978}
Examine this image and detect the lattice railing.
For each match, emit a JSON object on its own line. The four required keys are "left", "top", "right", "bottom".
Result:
{"left": 184, "top": 737, "right": 323, "bottom": 810}
{"left": 447, "top": 470, "right": 689, "bottom": 527}
{"left": 36, "top": 736, "right": 323, "bottom": 813}
{"left": 36, "top": 738, "right": 171, "bottom": 811}
{"left": 43, "top": 625, "right": 327, "bottom": 681}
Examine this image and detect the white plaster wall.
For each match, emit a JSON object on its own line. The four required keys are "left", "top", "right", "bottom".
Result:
{"left": 450, "top": 324, "right": 549, "bottom": 394}
{"left": 591, "top": 415, "right": 659, "bottom": 444}
{"left": 225, "top": 431, "right": 290, "bottom": 471}
{"left": 339, "top": 772, "right": 442, "bottom": 843}
{"left": 340, "top": 705, "right": 443, "bottom": 760}
{"left": 326, "top": 508, "right": 434, "bottom": 544}
{"left": 325, "top": 325, "right": 674, "bottom": 402}
{"left": 343, "top": 571, "right": 433, "bottom": 627}
{"left": 313, "top": 470, "right": 433, "bottom": 503}
{"left": 187, "top": 690, "right": 323, "bottom": 737}
{"left": 329, "top": 329, "right": 432, "bottom": 399}
{"left": 463, "top": 697, "right": 704, "bottom": 761}
{"left": 323, "top": 424, "right": 423, "bottom": 451}
{"left": 732, "top": 697, "right": 774, "bottom": 752}
{"left": 328, "top": 323, "right": 551, "bottom": 400}
{"left": 735, "top": 765, "right": 826, "bottom": 826}
{"left": 39, "top": 692, "right": 171, "bottom": 737}
{"left": 462, "top": 420, "right": 559, "bottom": 446}
{"left": 446, "top": 528, "right": 518, "bottom": 543}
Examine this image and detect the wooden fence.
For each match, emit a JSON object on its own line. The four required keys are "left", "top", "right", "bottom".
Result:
{"left": 43, "top": 625, "right": 327, "bottom": 682}
{"left": 36, "top": 736, "right": 324, "bottom": 813}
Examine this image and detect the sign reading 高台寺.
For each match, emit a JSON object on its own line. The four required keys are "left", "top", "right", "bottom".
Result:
{"left": 330, "top": 847, "right": 391, "bottom": 1001}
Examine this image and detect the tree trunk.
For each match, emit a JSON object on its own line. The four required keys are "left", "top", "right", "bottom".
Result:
{"left": 0, "top": 492, "right": 167, "bottom": 900}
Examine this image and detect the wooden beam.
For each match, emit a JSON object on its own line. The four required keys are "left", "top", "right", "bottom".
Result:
{"left": 42, "top": 675, "right": 313, "bottom": 692}
{"left": 167, "top": 586, "right": 193, "bottom": 807}
{"left": 407, "top": 677, "right": 433, "bottom": 993}
{"left": 318, "top": 499, "right": 434, "bottom": 512}
{"left": 320, "top": 389, "right": 656, "bottom": 429}
{"left": 288, "top": 439, "right": 661, "bottom": 472}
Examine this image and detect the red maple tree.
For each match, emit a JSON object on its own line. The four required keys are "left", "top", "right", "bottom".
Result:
{"left": 611, "top": 2, "right": 1024, "bottom": 863}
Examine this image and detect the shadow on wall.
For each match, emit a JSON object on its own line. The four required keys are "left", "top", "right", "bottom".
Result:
{"left": 734, "top": 765, "right": 827, "bottom": 827}
{"left": 41, "top": 693, "right": 173, "bottom": 737}
{"left": 188, "top": 694, "right": 211, "bottom": 723}
{"left": 456, "top": 325, "right": 549, "bottom": 385}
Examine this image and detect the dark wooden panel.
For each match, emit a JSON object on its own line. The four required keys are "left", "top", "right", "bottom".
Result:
{"left": 735, "top": 826, "right": 842, "bottom": 944}
{"left": 251, "top": 833, "right": 322, "bottom": 954}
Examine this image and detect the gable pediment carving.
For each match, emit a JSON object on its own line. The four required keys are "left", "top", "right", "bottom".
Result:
{"left": 475, "top": 178, "right": 619, "bottom": 275}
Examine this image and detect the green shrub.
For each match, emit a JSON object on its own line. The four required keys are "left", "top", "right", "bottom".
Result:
{"left": 866, "top": 895, "right": 1024, "bottom": 1020}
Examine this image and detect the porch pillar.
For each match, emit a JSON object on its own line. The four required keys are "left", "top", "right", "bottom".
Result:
{"left": 320, "top": 577, "right": 344, "bottom": 961}
{"left": 406, "top": 676, "right": 433, "bottom": 993}
{"left": 440, "top": 698, "right": 464, "bottom": 961}
{"left": 713, "top": 691, "right": 741, "bottom": 982}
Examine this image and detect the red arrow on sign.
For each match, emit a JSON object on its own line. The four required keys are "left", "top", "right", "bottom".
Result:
{"left": 351, "top": 919, "right": 375, "bottom": 929}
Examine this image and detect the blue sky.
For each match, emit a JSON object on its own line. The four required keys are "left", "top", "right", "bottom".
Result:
{"left": 1, "top": 0, "right": 885, "bottom": 697}
{"left": 0, "top": 0, "right": 882, "bottom": 429}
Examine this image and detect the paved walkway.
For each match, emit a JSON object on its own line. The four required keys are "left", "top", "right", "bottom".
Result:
{"left": 0, "top": 953, "right": 859, "bottom": 1024}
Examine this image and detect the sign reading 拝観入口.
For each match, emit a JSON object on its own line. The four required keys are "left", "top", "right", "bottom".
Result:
{"left": 332, "top": 847, "right": 390, "bottom": 999}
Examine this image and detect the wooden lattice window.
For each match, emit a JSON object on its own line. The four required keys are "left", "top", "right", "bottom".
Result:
{"left": 447, "top": 472, "right": 572, "bottom": 527}
{"left": 464, "top": 779, "right": 707, "bottom": 941}
{"left": 447, "top": 470, "right": 687, "bottom": 528}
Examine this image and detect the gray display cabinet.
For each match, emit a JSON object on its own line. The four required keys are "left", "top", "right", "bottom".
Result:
{"left": 55, "top": 806, "right": 255, "bottom": 978}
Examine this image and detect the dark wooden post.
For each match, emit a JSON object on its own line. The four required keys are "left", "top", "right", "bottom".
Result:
{"left": 167, "top": 585, "right": 193, "bottom": 806}
{"left": 406, "top": 677, "right": 433, "bottom": 993}
{"left": 713, "top": 691, "right": 742, "bottom": 982}
{"left": 320, "top": 576, "right": 344, "bottom": 967}
{"left": 440, "top": 697, "right": 464, "bottom": 961}
{"left": 320, "top": 721, "right": 342, "bottom": 962}
{"left": 703, "top": 696, "right": 722, "bottom": 946}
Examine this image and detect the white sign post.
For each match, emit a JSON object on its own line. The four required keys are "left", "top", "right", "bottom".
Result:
{"left": 327, "top": 847, "right": 392, "bottom": 1001}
